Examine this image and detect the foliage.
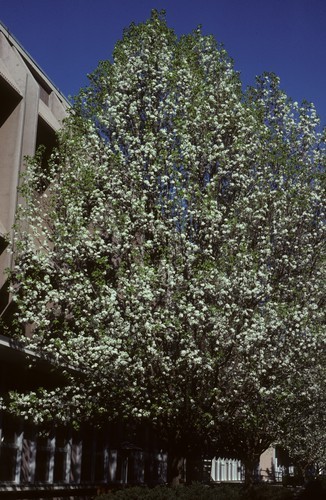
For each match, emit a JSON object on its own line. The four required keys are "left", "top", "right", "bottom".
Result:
{"left": 297, "top": 477, "right": 326, "bottom": 500}
{"left": 241, "top": 484, "right": 294, "bottom": 500}
{"left": 278, "top": 363, "right": 326, "bottom": 476}
{"left": 96, "top": 483, "right": 297, "bottom": 500}
{"left": 6, "top": 9, "right": 326, "bottom": 480}
{"left": 96, "top": 484, "right": 243, "bottom": 500}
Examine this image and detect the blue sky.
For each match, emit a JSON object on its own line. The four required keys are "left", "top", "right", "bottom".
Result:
{"left": 1, "top": 0, "right": 325, "bottom": 126}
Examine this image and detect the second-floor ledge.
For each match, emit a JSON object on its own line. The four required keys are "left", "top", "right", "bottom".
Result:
{"left": 38, "top": 98, "right": 61, "bottom": 131}
{"left": 0, "top": 332, "right": 82, "bottom": 378}
{"left": 0, "top": 332, "right": 46, "bottom": 367}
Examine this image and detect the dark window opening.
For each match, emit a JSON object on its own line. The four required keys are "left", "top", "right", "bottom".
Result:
{"left": 80, "top": 436, "right": 93, "bottom": 482}
{"left": 0, "top": 279, "right": 10, "bottom": 316}
{"left": 0, "top": 75, "right": 22, "bottom": 127}
{"left": 0, "top": 415, "right": 18, "bottom": 482}
{"left": 35, "top": 116, "right": 58, "bottom": 192}
{"left": 94, "top": 444, "right": 104, "bottom": 482}
{"left": 54, "top": 432, "right": 68, "bottom": 482}
{"left": 34, "top": 436, "right": 51, "bottom": 482}
{"left": 0, "top": 234, "right": 8, "bottom": 255}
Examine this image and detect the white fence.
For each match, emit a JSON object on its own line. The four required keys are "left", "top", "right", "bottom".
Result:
{"left": 211, "top": 457, "right": 243, "bottom": 482}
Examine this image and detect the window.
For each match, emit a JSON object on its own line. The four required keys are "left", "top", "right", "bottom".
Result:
{"left": 34, "top": 436, "right": 52, "bottom": 482}
{"left": 0, "top": 75, "right": 21, "bottom": 127}
{"left": 34, "top": 115, "right": 58, "bottom": 192}
{"left": 0, "top": 416, "right": 18, "bottom": 482}
{"left": 80, "top": 435, "right": 93, "bottom": 482}
{"left": 54, "top": 432, "right": 68, "bottom": 482}
{"left": 94, "top": 439, "right": 105, "bottom": 482}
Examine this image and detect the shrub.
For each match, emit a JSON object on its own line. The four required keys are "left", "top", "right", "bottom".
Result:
{"left": 96, "top": 484, "right": 243, "bottom": 499}
{"left": 96, "top": 483, "right": 251, "bottom": 500}
{"left": 242, "top": 484, "right": 295, "bottom": 500}
{"left": 97, "top": 486, "right": 173, "bottom": 500}
{"left": 297, "top": 477, "right": 326, "bottom": 500}
{"left": 175, "top": 484, "right": 242, "bottom": 500}
{"left": 96, "top": 483, "right": 298, "bottom": 500}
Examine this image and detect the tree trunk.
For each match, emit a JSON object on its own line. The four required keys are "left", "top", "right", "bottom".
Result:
{"left": 186, "top": 451, "right": 205, "bottom": 484}
{"left": 243, "top": 455, "right": 260, "bottom": 487}
{"left": 167, "top": 449, "right": 185, "bottom": 486}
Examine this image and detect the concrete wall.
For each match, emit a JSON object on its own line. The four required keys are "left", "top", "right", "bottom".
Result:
{"left": 0, "top": 22, "right": 69, "bottom": 317}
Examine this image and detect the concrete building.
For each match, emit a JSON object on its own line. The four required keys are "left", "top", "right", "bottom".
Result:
{"left": 0, "top": 20, "right": 68, "bottom": 315}
{"left": 0, "top": 20, "right": 76, "bottom": 496}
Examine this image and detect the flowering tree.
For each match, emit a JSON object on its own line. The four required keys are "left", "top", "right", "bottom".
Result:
{"left": 205, "top": 73, "right": 326, "bottom": 482}
{"left": 6, "top": 11, "right": 325, "bottom": 484}
{"left": 279, "top": 362, "right": 326, "bottom": 479}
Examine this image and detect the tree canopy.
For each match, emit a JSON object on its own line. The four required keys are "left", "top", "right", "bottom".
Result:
{"left": 5, "top": 10, "right": 325, "bottom": 482}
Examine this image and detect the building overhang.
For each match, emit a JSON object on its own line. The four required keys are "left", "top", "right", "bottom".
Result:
{"left": 0, "top": 59, "right": 22, "bottom": 97}
{"left": 0, "top": 333, "right": 82, "bottom": 379}
{"left": 0, "top": 333, "right": 56, "bottom": 374}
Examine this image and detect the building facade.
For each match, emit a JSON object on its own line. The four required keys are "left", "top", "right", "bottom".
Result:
{"left": 0, "top": 20, "right": 68, "bottom": 313}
